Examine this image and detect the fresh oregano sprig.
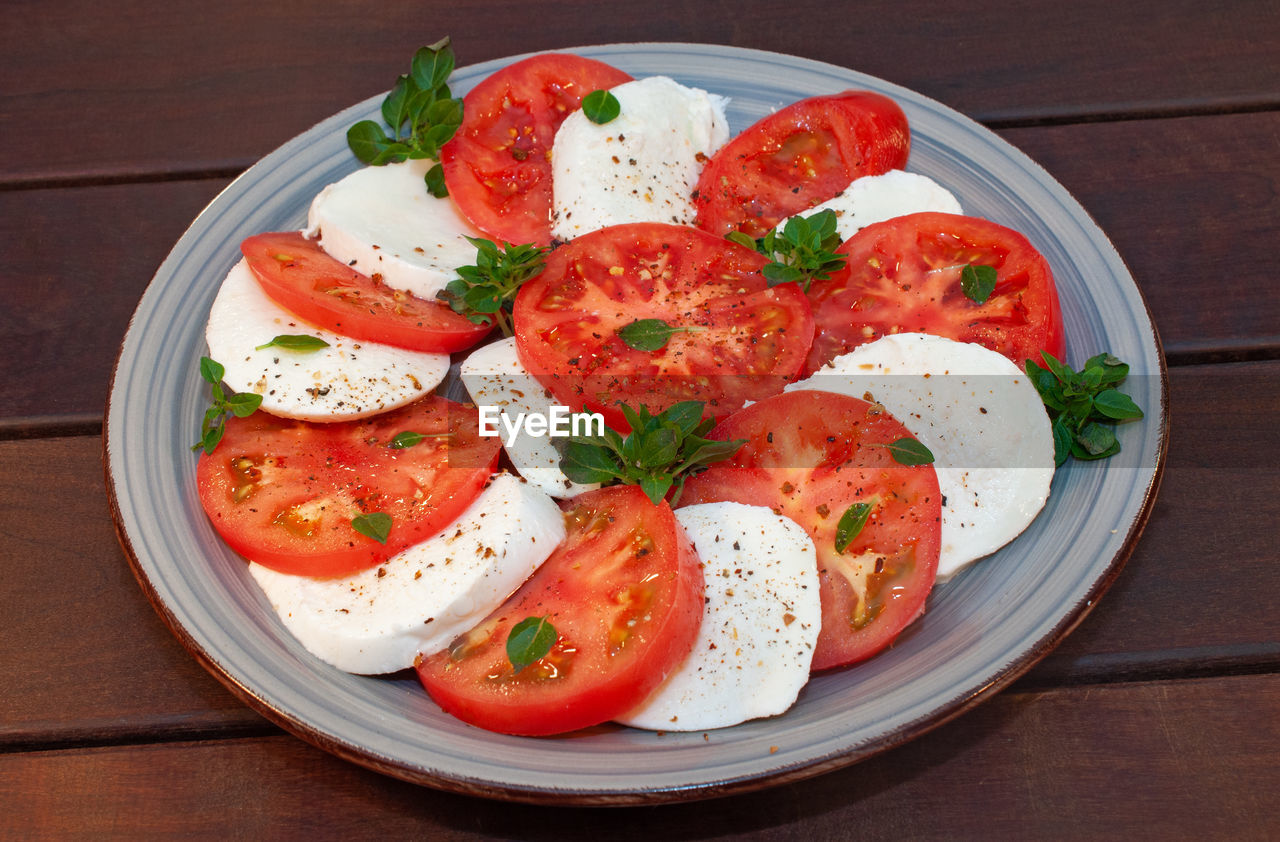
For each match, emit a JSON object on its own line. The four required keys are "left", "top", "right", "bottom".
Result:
{"left": 726, "top": 209, "right": 847, "bottom": 292}
{"left": 437, "top": 237, "right": 548, "bottom": 336}
{"left": 346, "top": 37, "right": 463, "bottom": 198}
{"left": 1025, "top": 351, "right": 1144, "bottom": 466}
{"left": 192, "top": 357, "right": 263, "bottom": 455}
{"left": 558, "top": 401, "right": 746, "bottom": 506}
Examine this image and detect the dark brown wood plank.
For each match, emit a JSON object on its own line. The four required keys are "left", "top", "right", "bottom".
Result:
{"left": 1000, "top": 111, "right": 1280, "bottom": 363}
{"left": 2, "top": 0, "right": 1278, "bottom": 184}
{"left": 3, "top": 112, "right": 1277, "bottom": 426}
{"left": 2, "top": 362, "right": 1275, "bottom": 741}
{"left": 2, "top": 675, "right": 1276, "bottom": 834}
{"left": 0, "top": 178, "right": 229, "bottom": 430}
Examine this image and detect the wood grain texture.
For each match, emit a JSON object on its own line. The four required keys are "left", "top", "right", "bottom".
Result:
{"left": 2, "top": 362, "right": 1274, "bottom": 742}
{"left": 2, "top": 0, "right": 1278, "bottom": 184}
{"left": 2, "top": 114, "right": 1277, "bottom": 424}
{"left": 2, "top": 675, "right": 1276, "bottom": 837}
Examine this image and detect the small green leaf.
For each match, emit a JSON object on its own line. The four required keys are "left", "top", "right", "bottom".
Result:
{"left": 351, "top": 512, "right": 392, "bottom": 544}
{"left": 1074, "top": 422, "right": 1118, "bottom": 458}
{"left": 424, "top": 163, "right": 448, "bottom": 198}
{"left": 411, "top": 39, "right": 455, "bottom": 92}
{"left": 960, "top": 264, "right": 998, "bottom": 304}
{"left": 617, "top": 318, "right": 701, "bottom": 352}
{"left": 725, "top": 231, "right": 758, "bottom": 251}
{"left": 1051, "top": 416, "right": 1073, "bottom": 467}
{"left": 507, "top": 616, "right": 557, "bottom": 673}
{"left": 1093, "top": 389, "right": 1144, "bottom": 420}
{"left": 198, "top": 423, "right": 225, "bottom": 456}
{"left": 382, "top": 75, "right": 414, "bottom": 132}
{"left": 560, "top": 440, "right": 623, "bottom": 485}
{"left": 884, "top": 437, "right": 935, "bottom": 466}
{"left": 834, "top": 501, "right": 875, "bottom": 554}
{"left": 638, "top": 474, "right": 674, "bottom": 506}
{"left": 581, "top": 89, "right": 621, "bottom": 124}
{"left": 387, "top": 430, "right": 448, "bottom": 449}
{"left": 255, "top": 334, "right": 330, "bottom": 352}
{"left": 347, "top": 120, "right": 394, "bottom": 164}
{"left": 763, "top": 263, "right": 805, "bottom": 286}
{"left": 225, "top": 392, "right": 264, "bottom": 417}
{"left": 199, "top": 356, "right": 224, "bottom": 385}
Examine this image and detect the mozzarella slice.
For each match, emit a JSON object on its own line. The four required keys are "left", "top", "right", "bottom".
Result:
{"left": 304, "top": 158, "right": 481, "bottom": 301}
{"left": 459, "top": 337, "right": 601, "bottom": 499}
{"left": 551, "top": 76, "right": 729, "bottom": 241}
{"left": 778, "top": 169, "right": 962, "bottom": 241}
{"left": 205, "top": 259, "right": 448, "bottom": 421}
{"left": 787, "top": 333, "right": 1054, "bottom": 579}
{"left": 616, "top": 502, "right": 821, "bottom": 732}
{"left": 248, "top": 473, "right": 567, "bottom": 675}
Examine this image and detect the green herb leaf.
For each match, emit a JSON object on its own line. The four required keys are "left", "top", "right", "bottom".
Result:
{"left": 507, "top": 615, "right": 557, "bottom": 673}
{"left": 883, "top": 437, "right": 935, "bottom": 466}
{"left": 436, "top": 237, "right": 548, "bottom": 336}
{"left": 581, "top": 89, "right": 621, "bottom": 124}
{"left": 387, "top": 430, "right": 448, "bottom": 449}
{"left": 424, "top": 162, "right": 448, "bottom": 198}
{"left": 348, "top": 39, "right": 463, "bottom": 189}
{"left": 557, "top": 401, "right": 746, "bottom": 506}
{"left": 193, "top": 357, "right": 260, "bottom": 454}
{"left": 727, "top": 209, "right": 846, "bottom": 292}
{"left": 351, "top": 512, "right": 392, "bottom": 544}
{"left": 616, "top": 318, "right": 703, "bottom": 352}
{"left": 254, "top": 334, "right": 330, "bottom": 352}
{"left": 834, "top": 501, "right": 875, "bottom": 554}
{"left": 1026, "top": 351, "right": 1143, "bottom": 466}
{"left": 960, "top": 264, "right": 998, "bottom": 304}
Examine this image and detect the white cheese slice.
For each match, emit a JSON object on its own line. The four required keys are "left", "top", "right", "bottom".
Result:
{"left": 616, "top": 502, "right": 821, "bottom": 731}
{"left": 460, "top": 337, "right": 600, "bottom": 499}
{"left": 248, "top": 473, "right": 566, "bottom": 675}
{"left": 205, "top": 258, "right": 448, "bottom": 421}
{"left": 551, "top": 76, "right": 729, "bottom": 241}
{"left": 304, "top": 158, "right": 482, "bottom": 301}
{"left": 778, "top": 169, "right": 962, "bottom": 241}
{"left": 787, "top": 333, "right": 1054, "bottom": 579}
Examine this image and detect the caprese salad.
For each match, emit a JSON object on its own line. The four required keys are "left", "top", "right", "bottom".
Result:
{"left": 193, "top": 39, "right": 1142, "bottom": 737}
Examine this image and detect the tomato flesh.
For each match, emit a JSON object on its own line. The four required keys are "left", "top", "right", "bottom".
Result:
{"left": 441, "top": 53, "right": 633, "bottom": 247}
{"left": 512, "top": 222, "right": 814, "bottom": 429}
{"left": 196, "top": 395, "right": 499, "bottom": 578}
{"left": 804, "top": 212, "right": 1066, "bottom": 375}
{"left": 694, "top": 91, "right": 910, "bottom": 238}
{"left": 240, "top": 232, "right": 491, "bottom": 354}
{"left": 415, "top": 485, "right": 704, "bottom": 736}
{"left": 680, "top": 390, "right": 941, "bottom": 670}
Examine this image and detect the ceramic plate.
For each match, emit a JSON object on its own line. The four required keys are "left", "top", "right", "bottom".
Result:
{"left": 105, "top": 43, "right": 1167, "bottom": 805}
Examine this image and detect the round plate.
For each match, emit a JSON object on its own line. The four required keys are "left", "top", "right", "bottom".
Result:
{"left": 105, "top": 43, "right": 1167, "bottom": 805}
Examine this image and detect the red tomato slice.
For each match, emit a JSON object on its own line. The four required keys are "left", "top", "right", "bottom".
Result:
{"left": 693, "top": 91, "right": 910, "bottom": 238}
{"left": 803, "top": 212, "right": 1066, "bottom": 375}
{"left": 441, "top": 53, "right": 633, "bottom": 247}
{"left": 512, "top": 222, "right": 814, "bottom": 430}
{"left": 415, "top": 485, "right": 704, "bottom": 736}
{"left": 240, "top": 232, "right": 491, "bottom": 354}
{"left": 196, "top": 395, "right": 499, "bottom": 578}
{"left": 680, "top": 390, "right": 941, "bottom": 670}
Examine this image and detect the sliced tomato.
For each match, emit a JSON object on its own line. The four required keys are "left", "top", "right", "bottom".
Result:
{"left": 680, "top": 390, "right": 941, "bottom": 670}
{"left": 693, "top": 91, "right": 910, "bottom": 238}
{"left": 415, "top": 485, "right": 703, "bottom": 736}
{"left": 240, "top": 232, "right": 490, "bottom": 354}
{"left": 512, "top": 222, "right": 814, "bottom": 429}
{"left": 196, "top": 395, "right": 499, "bottom": 578}
{"left": 441, "top": 53, "right": 633, "bottom": 247}
{"left": 803, "top": 212, "right": 1066, "bottom": 375}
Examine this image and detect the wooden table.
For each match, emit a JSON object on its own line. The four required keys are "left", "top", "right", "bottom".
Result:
{"left": 3, "top": 1, "right": 1277, "bottom": 837}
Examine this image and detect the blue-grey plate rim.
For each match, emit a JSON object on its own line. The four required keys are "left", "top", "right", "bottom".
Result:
{"left": 104, "top": 42, "right": 1168, "bottom": 806}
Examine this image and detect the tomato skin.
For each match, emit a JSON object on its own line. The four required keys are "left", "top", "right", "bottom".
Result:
{"left": 680, "top": 390, "right": 941, "bottom": 670}
{"left": 195, "top": 395, "right": 499, "bottom": 578}
{"left": 441, "top": 53, "right": 633, "bottom": 247}
{"left": 512, "top": 222, "right": 815, "bottom": 430}
{"left": 694, "top": 91, "right": 910, "bottom": 238}
{"left": 240, "top": 232, "right": 491, "bottom": 354}
{"left": 803, "top": 212, "right": 1066, "bottom": 375}
{"left": 416, "top": 485, "right": 703, "bottom": 736}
